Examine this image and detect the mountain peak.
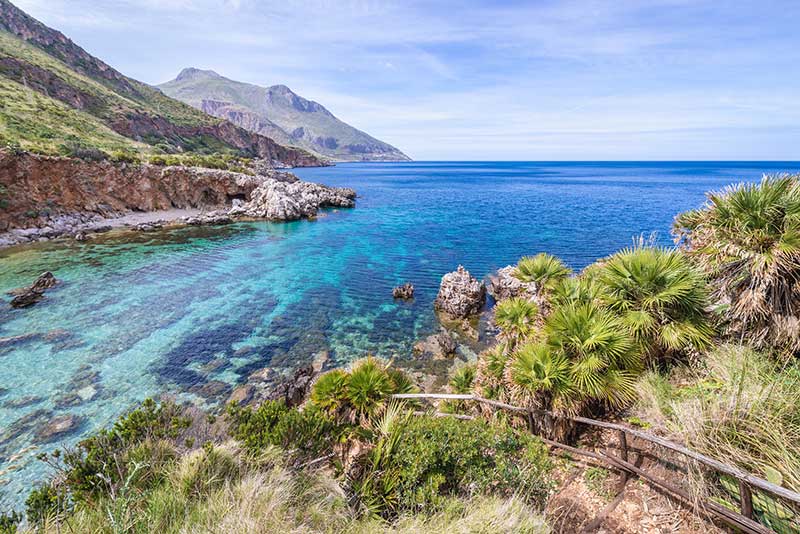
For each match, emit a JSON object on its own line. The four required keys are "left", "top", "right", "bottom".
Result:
{"left": 176, "top": 67, "right": 221, "bottom": 81}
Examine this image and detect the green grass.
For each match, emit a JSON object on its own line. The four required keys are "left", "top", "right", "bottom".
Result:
{"left": 0, "top": 77, "right": 147, "bottom": 156}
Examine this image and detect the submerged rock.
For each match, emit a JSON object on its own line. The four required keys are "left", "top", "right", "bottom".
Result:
{"left": 392, "top": 282, "right": 415, "bottom": 300}
{"left": 488, "top": 265, "right": 538, "bottom": 302}
{"left": 36, "top": 414, "right": 82, "bottom": 442}
{"left": 413, "top": 329, "right": 458, "bottom": 360}
{"left": 434, "top": 265, "right": 486, "bottom": 319}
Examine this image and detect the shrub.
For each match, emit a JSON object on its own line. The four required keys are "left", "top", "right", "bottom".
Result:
{"left": 59, "top": 398, "right": 189, "bottom": 501}
{"left": 25, "top": 484, "right": 69, "bottom": 526}
{"left": 0, "top": 511, "right": 21, "bottom": 534}
{"left": 353, "top": 415, "right": 552, "bottom": 516}
{"left": 109, "top": 150, "right": 139, "bottom": 164}
{"left": 228, "top": 400, "right": 339, "bottom": 463}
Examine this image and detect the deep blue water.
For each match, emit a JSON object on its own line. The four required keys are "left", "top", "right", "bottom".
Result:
{"left": 0, "top": 160, "right": 797, "bottom": 506}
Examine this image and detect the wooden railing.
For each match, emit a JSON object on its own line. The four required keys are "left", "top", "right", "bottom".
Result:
{"left": 393, "top": 393, "right": 800, "bottom": 534}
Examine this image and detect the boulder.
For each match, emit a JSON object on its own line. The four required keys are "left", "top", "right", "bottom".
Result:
{"left": 392, "top": 282, "right": 415, "bottom": 300}
{"left": 434, "top": 265, "right": 486, "bottom": 319}
{"left": 8, "top": 272, "right": 59, "bottom": 308}
{"left": 413, "top": 329, "right": 458, "bottom": 359}
{"left": 488, "top": 265, "right": 537, "bottom": 302}
{"left": 266, "top": 364, "right": 317, "bottom": 408}
{"left": 31, "top": 272, "right": 58, "bottom": 292}
{"left": 227, "top": 384, "right": 255, "bottom": 406}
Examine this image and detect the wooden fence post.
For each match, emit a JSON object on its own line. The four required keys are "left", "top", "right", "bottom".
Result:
{"left": 739, "top": 480, "right": 753, "bottom": 519}
{"left": 618, "top": 429, "right": 629, "bottom": 483}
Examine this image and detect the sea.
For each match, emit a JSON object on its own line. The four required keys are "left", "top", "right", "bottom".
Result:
{"left": 0, "top": 161, "right": 797, "bottom": 507}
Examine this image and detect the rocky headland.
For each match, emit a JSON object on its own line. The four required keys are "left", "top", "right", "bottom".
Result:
{"left": 0, "top": 149, "right": 356, "bottom": 248}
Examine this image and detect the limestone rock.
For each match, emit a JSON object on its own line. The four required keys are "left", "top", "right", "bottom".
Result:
{"left": 229, "top": 178, "right": 356, "bottom": 221}
{"left": 488, "top": 265, "right": 538, "bottom": 302}
{"left": 392, "top": 282, "right": 414, "bottom": 300}
{"left": 9, "top": 272, "right": 59, "bottom": 308}
{"left": 266, "top": 365, "right": 316, "bottom": 408}
{"left": 413, "top": 329, "right": 458, "bottom": 360}
{"left": 227, "top": 384, "right": 255, "bottom": 406}
{"left": 434, "top": 265, "right": 486, "bottom": 319}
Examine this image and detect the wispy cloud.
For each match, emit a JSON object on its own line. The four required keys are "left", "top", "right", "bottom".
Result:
{"left": 12, "top": 0, "right": 800, "bottom": 159}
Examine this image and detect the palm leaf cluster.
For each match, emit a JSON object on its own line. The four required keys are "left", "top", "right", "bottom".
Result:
{"left": 597, "top": 246, "right": 714, "bottom": 360}
{"left": 310, "top": 357, "right": 418, "bottom": 424}
{"left": 673, "top": 175, "right": 800, "bottom": 354}
{"left": 511, "top": 303, "right": 641, "bottom": 415}
{"left": 493, "top": 297, "right": 540, "bottom": 350}
{"left": 513, "top": 253, "right": 572, "bottom": 297}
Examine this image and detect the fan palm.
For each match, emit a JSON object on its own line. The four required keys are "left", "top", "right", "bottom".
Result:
{"left": 511, "top": 303, "right": 641, "bottom": 417}
{"left": 493, "top": 297, "right": 540, "bottom": 349}
{"left": 514, "top": 253, "right": 572, "bottom": 295}
{"left": 310, "top": 369, "right": 349, "bottom": 418}
{"left": 673, "top": 175, "right": 800, "bottom": 354}
{"left": 596, "top": 246, "right": 714, "bottom": 361}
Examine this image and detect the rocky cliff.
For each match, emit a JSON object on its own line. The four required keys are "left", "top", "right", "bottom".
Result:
{"left": 0, "top": 150, "right": 354, "bottom": 240}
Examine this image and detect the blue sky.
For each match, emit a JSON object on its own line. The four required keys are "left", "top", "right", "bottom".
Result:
{"left": 15, "top": 0, "right": 800, "bottom": 160}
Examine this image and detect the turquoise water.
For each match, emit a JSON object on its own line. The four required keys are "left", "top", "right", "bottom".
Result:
{"left": 0, "top": 160, "right": 797, "bottom": 507}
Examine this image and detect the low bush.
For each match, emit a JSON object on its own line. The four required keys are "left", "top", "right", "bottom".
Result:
{"left": 56, "top": 398, "right": 189, "bottom": 501}
{"left": 228, "top": 400, "right": 341, "bottom": 463}
{"left": 352, "top": 414, "right": 552, "bottom": 517}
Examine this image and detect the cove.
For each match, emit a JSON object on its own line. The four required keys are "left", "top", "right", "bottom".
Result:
{"left": 0, "top": 160, "right": 796, "bottom": 506}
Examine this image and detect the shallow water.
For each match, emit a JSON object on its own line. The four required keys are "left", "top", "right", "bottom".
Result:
{"left": 0, "top": 160, "right": 797, "bottom": 507}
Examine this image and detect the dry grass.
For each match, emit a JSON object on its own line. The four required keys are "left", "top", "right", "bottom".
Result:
{"left": 633, "top": 344, "right": 800, "bottom": 491}
{"left": 28, "top": 442, "right": 549, "bottom": 534}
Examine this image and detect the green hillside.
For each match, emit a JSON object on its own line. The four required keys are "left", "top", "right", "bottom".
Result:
{"left": 0, "top": 0, "right": 320, "bottom": 165}
{"left": 159, "top": 68, "right": 411, "bottom": 162}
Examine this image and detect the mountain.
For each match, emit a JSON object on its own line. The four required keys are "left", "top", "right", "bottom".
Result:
{"left": 0, "top": 0, "right": 322, "bottom": 167}
{"left": 158, "top": 68, "right": 410, "bottom": 162}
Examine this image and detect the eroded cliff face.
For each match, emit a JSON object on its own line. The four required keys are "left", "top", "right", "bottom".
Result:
{"left": 0, "top": 149, "right": 263, "bottom": 231}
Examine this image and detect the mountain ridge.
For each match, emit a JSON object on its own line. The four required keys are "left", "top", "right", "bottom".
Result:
{"left": 159, "top": 68, "right": 410, "bottom": 162}
{"left": 0, "top": 0, "right": 322, "bottom": 167}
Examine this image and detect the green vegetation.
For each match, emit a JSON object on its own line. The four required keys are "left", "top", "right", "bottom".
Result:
{"left": 12, "top": 352, "right": 552, "bottom": 532}
{"left": 674, "top": 175, "right": 800, "bottom": 356}
{"left": 0, "top": 77, "right": 148, "bottom": 157}
{"left": 634, "top": 344, "right": 800, "bottom": 492}
{"left": 513, "top": 252, "right": 572, "bottom": 296}
{"left": 493, "top": 297, "right": 539, "bottom": 350}
{"left": 309, "top": 357, "right": 418, "bottom": 424}
{"left": 597, "top": 246, "right": 713, "bottom": 362}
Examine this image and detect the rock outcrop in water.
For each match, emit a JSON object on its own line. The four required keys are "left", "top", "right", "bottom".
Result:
{"left": 392, "top": 283, "right": 415, "bottom": 300}
{"left": 229, "top": 178, "right": 356, "bottom": 221}
{"left": 434, "top": 265, "right": 486, "bottom": 319}
{"left": 8, "top": 272, "right": 59, "bottom": 308}
{"left": 488, "top": 265, "right": 538, "bottom": 302}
